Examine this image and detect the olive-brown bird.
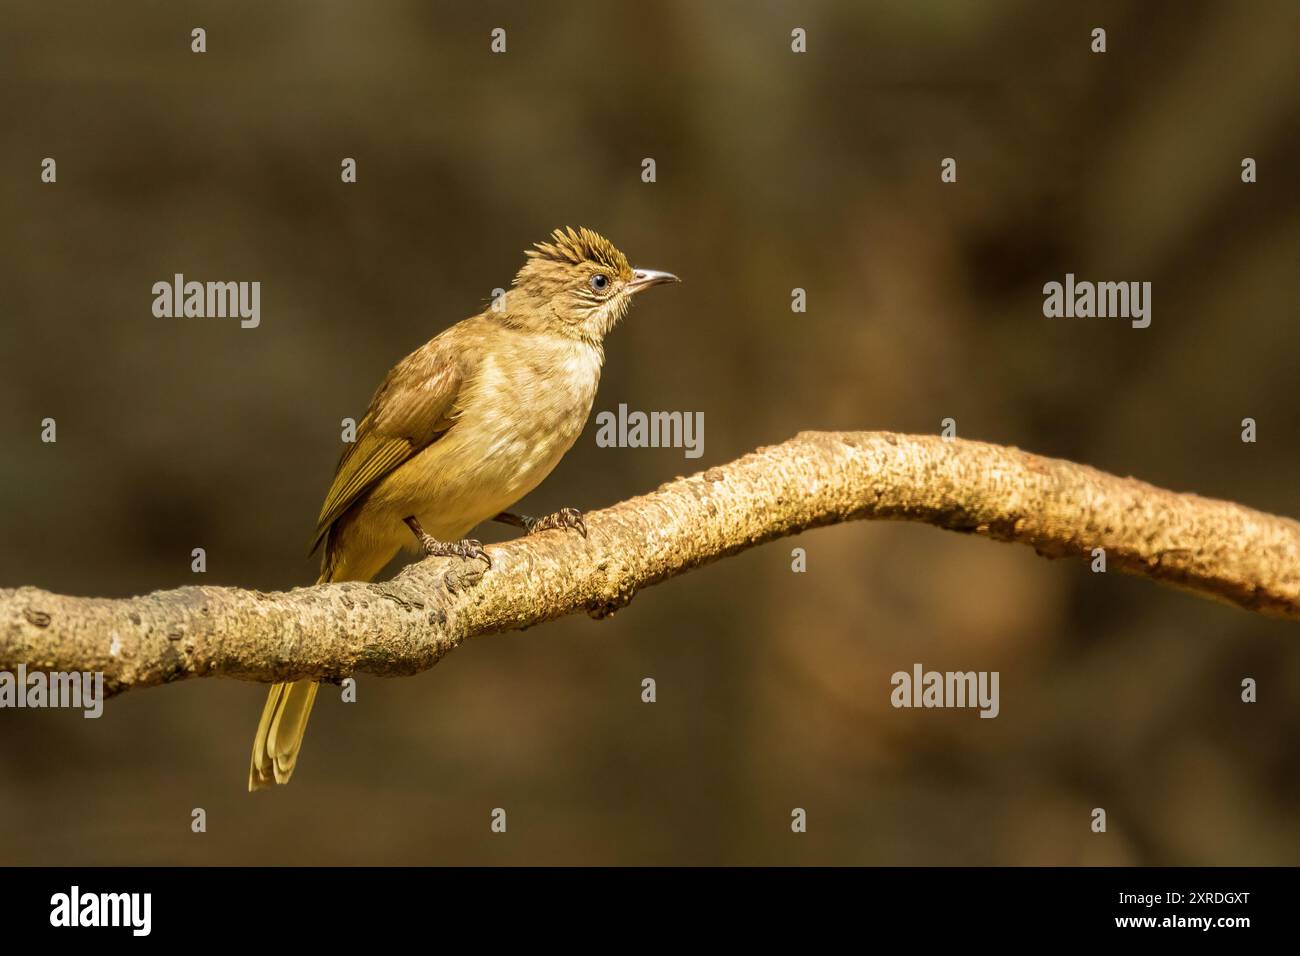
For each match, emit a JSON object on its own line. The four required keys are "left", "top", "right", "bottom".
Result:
{"left": 248, "top": 227, "right": 679, "bottom": 790}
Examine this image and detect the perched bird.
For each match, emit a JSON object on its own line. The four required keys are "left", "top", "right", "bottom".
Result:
{"left": 248, "top": 227, "right": 679, "bottom": 790}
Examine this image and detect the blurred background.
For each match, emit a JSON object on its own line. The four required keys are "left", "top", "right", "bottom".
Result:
{"left": 2, "top": 0, "right": 1299, "bottom": 865}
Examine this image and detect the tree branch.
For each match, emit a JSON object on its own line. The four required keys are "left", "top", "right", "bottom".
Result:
{"left": 3, "top": 431, "right": 1298, "bottom": 696}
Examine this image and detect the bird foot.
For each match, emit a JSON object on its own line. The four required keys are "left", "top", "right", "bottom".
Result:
{"left": 404, "top": 516, "right": 492, "bottom": 569}
{"left": 422, "top": 535, "right": 490, "bottom": 593}
{"left": 524, "top": 507, "right": 587, "bottom": 539}
{"left": 422, "top": 536, "right": 492, "bottom": 569}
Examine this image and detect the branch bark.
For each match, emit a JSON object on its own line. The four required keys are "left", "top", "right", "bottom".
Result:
{"left": 3, "top": 431, "right": 1298, "bottom": 696}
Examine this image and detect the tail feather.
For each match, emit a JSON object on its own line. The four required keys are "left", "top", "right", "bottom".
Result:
{"left": 248, "top": 570, "right": 329, "bottom": 792}
{"left": 248, "top": 679, "right": 319, "bottom": 791}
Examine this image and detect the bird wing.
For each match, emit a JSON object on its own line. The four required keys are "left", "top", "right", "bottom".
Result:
{"left": 309, "top": 335, "right": 467, "bottom": 555}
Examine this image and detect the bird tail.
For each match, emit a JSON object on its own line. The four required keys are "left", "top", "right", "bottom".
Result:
{"left": 248, "top": 571, "right": 328, "bottom": 792}
{"left": 248, "top": 678, "right": 319, "bottom": 791}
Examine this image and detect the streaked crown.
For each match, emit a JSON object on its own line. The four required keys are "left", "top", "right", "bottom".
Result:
{"left": 525, "top": 227, "right": 632, "bottom": 279}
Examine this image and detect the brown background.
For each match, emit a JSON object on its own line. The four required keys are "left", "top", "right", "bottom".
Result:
{"left": 2, "top": 0, "right": 1298, "bottom": 864}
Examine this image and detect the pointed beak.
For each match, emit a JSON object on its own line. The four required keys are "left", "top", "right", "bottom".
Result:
{"left": 627, "top": 268, "right": 681, "bottom": 294}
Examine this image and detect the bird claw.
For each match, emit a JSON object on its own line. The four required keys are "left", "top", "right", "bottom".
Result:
{"left": 421, "top": 535, "right": 492, "bottom": 570}
{"left": 525, "top": 507, "right": 587, "bottom": 539}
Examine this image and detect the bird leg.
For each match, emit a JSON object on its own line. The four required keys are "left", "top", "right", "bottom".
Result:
{"left": 494, "top": 507, "right": 587, "bottom": 539}
{"left": 403, "top": 516, "right": 491, "bottom": 569}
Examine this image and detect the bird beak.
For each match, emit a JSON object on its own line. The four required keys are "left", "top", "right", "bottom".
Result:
{"left": 627, "top": 268, "right": 681, "bottom": 294}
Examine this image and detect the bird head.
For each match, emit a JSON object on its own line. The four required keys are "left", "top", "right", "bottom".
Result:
{"left": 505, "top": 227, "right": 679, "bottom": 345}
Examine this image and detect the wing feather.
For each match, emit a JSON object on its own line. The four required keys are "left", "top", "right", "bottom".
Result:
{"left": 309, "top": 334, "right": 467, "bottom": 554}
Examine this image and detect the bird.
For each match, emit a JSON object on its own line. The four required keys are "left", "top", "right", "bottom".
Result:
{"left": 248, "top": 227, "right": 680, "bottom": 790}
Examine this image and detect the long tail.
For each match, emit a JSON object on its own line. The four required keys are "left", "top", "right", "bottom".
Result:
{"left": 248, "top": 572, "right": 327, "bottom": 792}
{"left": 248, "top": 679, "right": 319, "bottom": 791}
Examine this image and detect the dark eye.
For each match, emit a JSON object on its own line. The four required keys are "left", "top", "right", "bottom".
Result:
{"left": 590, "top": 274, "right": 609, "bottom": 292}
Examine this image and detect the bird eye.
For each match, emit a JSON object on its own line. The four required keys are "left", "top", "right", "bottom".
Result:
{"left": 589, "top": 274, "right": 609, "bottom": 292}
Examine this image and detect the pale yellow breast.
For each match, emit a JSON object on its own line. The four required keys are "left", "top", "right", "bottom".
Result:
{"left": 372, "top": 332, "right": 603, "bottom": 541}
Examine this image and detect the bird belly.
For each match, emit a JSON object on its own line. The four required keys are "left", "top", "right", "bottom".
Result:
{"left": 370, "top": 341, "right": 601, "bottom": 544}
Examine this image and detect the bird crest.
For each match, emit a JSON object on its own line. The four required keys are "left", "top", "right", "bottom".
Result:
{"left": 527, "top": 226, "right": 630, "bottom": 277}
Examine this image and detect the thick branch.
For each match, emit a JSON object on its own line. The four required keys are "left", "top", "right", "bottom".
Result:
{"left": 3, "top": 431, "right": 1298, "bottom": 695}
